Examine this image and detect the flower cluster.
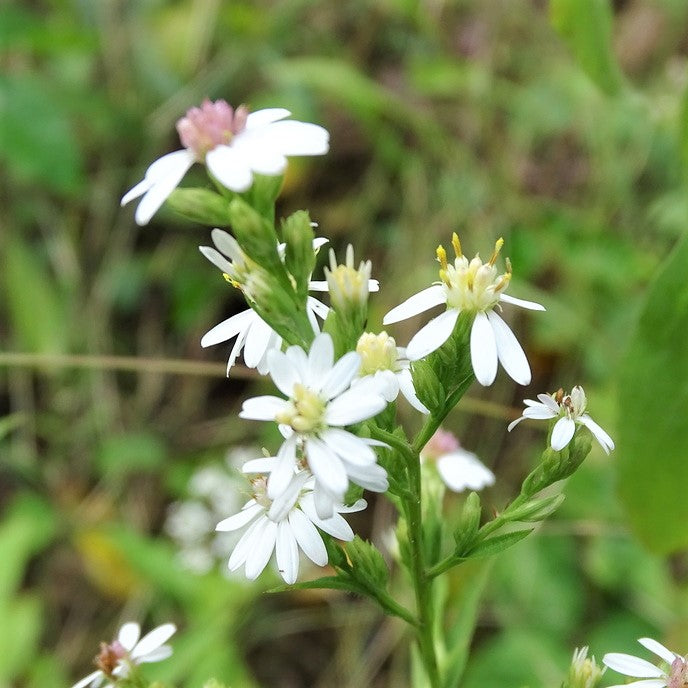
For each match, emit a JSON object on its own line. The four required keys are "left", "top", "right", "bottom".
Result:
{"left": 603, "top": 637, "right": 686, "bottom": 688}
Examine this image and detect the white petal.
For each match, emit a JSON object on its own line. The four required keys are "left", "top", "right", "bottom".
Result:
{"left": 397, "top": 368, "right": 429, "bottom": 414}
{"left": 206, "top": 145, "right": 252, "bottom": 192}
{"left": 228, "top": 518, "right": 264, "bottom": 570}
{"left": 239, "top": 395, "right": 286, "bottom": 421}
{"left": 241, "top": 457, "right": 278, "bottom": 473}
{"left": 243, "top": 317, "right": 276, "bottom": 369}
{"left": 307, "top": 333, "right": 335, "bottom": 389}
{"left": 276, "top": 521, "right": 299, "bottom": 584}
{"left": 134, "top": 151, "right": 195, "bottom": 225}
{"left": 268, "top": 465, "right": 309, "bottom": 522}
{"left": 198, "top": 245, "right": 235, "bottom": 277}
{"left": 536, "top": 394, "right": 561, "bottom": 413}
{"left": 325, "top": 388, "right": 386, "bottom": 426}
{"left": 300, "top": 493, "right": 353, "bottom": 540}
{"left": 201, "top": 309, "right": 254, "bottom": 347}
{"left": 211, "top": 228, "right": 243, "bottom": 259}
{"left": 216, "top": 502, "right": 262, "bottom": 531}
{"left": 131, "top": 624, "right": 176, "bottom": 660}
{"left": 320, "top": 428, "right": 376, "bottom": 465}
{"left": 251, "top": 120, "right": 330, "bottom": 156}
{"left": 470, "top": 311, "right": 498, "bottom": 386}
{"left": 283, "top": 343, "right": 310, "bottom": 383}
{"left": 383, "top": 285, "right": 447, "bottom": 325}
{"left": 487, "top": 310, "right": 531, "bottom": 385}
{"left": 499, "top": 293, "right": 546, "bottom": 311}
{"left": 605, "top": 682, "right": 668, "bottom": 688}
{"left": 344, "top": 461, "right": 388, "bottom": 492}
{"left": 312, "top": 481, "right": 336, "bottom": 519}
{"left": 507, "top": 415, "right": 527, "bottom": 432}
{"left": 551, "top": 417, "right": 575, "bottom": 450}
{"left": 72, "top": 671, "right": 104, "bottom": 688}
{"left": 244, "top": 519, "right": 278, "bottom": 580}
{"left": 406, "top": 308, "right": 459, "bottom": 361}
{"left": 267, "top": 436, "right": 298, "bottom": 499}
{"left": 121, "top": 149, "right": 191, "bottom": 204}
{"left": 226, "top": 327, "right": 249, "bottom": 375}
{"left": 307, "top": 280, "right": 329, "bottom": 292}
{"left": 437, "top": 451, "right": 495, "bottom": 492}
{"left": 136, "top": 645, "right": 172, "bottom": 663}
{"left": 321, "top": 351, "right": 360, "bottom": 399}
{"left": 638, "top": 638, "right": 679, "bottom": 664}
{"left": 602, "top": 653, "right": 665, "bottom": 678}
{"left": 522, "top": 404, "right": 558, "bottom": 420}
{"left": 289, "top": 508, "right": 327, "bottom": 566}
{"left": 245, "top": 108, "right": 291, "bottom": 129}
{"left": 306, "top": 295, "right": 330, "bottom": 320}
{"left": 306, "top": 437, "right": 348, "bottom": 497}
{"left": 241, "top": 143, "right": 287, "bottom": 175}
{"left": 579, "top": 415, "right": 615, "bottom": 454}
{"left": 336, "top": 498, "right": 368, "bottom": 514}
{"left": 118, "top": 622, "right": 140, "bottom": 651}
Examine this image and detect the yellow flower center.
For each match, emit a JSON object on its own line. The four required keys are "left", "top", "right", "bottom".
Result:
{"left": 438, "top": 234, "right": 511, "bottom": 312}
{"left": 357, "top": 332, "right": 399, "bottom": 374}
{"left": 275, "top": 383, "right": 326, "bottom": 434}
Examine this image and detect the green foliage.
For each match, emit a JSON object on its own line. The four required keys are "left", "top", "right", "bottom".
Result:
{"left": 166, "top": 189, "right": 233, "bottom": 226}
{"left": 618, "top": 232, "right": 688, "bottom": 554}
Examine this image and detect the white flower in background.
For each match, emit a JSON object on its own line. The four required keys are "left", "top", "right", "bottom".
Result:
{"left": 603, "top": 637, "right": 686, "bottom": 688}
{"left": 72, "top": 622, "right": 176, "bottom": 688}
{"left": 507, "top": 386, "right": 615, "bottom": 454}
{"left": 239, "top": 333, "right": 389, "bottom": 517}
{"left": 421, "top": 429, "right": 495, "bottom": 492}
{"left": 216, "top": 472, "right": 366, "bottom": 584}
{"left": 355, "top": 331, "right": 429, "bottom": 414}
{"left": 383, "top": 234, "right": 544, "bottom": 386}
{"left": 121, "top": 100, "right": 329, "bottom": 225}
{"left": 199, "top": 229, "right": 329, "bottom": 375}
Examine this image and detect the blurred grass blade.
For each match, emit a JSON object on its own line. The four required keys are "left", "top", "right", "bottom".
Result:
{"left": 618, "top": 232, "right": 688, "bottom": 554}
{"left": 550, "top": 0, "right": 624, "bottom": 96}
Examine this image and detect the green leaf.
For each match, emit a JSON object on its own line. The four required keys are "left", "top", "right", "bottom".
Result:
{"left": 269, "top": 575, "right": 365, "bottom": 595}
{"left": 467, "top": 529, "right": 533, "bottom": 559}
{"left": 95, "top": 432, "right": 167, "bottom": 479}
{"left": 3, "top": 237, "right": 68, "bottom": 354}
{"left": 617, "top": 232, "right": 688, "bottom": 554}
{"left": 550, "top": 0, "right": 624, "bottom": 96}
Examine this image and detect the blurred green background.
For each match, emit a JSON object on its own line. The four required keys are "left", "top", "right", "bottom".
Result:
{"left": 2, "top": 0, "right": 688, "bottom": 686}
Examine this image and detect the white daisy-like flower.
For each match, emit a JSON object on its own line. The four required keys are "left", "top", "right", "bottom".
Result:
{"left": 216, "top": 471, "right": 366, "bottom": 584}
{"left": 354, "top": 331, "right": 429, "bottom": 414}
{"left": 121, "top": 99, "right": 329, "bottom": 225}
{"left": 239, "top": 333, "right": 389, "bottom": 517}
{"left": 383, "top": 234, "right": 545, "bottom": 386}
{"left": 199, "top": 229, "right": 329, "bottom": 375}
{"left": 603, "top": 637, "right": 686, "bottom": 688}
{"left": 507, "top": 385, "right": 615, "bottom": 455}
{"left": 72, "top": 622, "right": 176, "bottom": 688}
{"left": 421, "top": 429, "right": 495, "bottom": 492}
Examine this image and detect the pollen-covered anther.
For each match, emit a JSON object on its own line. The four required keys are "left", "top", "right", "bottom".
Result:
{"left": 488, "top": 237, "right": 504, "bottom": 266}
{"left": 451, "top": 232, "right": 463, "bottom": 258}
{"left": 356, "top": 331, "right": 399, "bottom": 375}
{"left": 275, "top": 383, "right": 326, "bottom": 434}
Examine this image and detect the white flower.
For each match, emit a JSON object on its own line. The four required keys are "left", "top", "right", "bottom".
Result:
{"left": 354, "top": 331, "right": 429, "bottom": 414}
{"left": 72, "top": 622, "right": 176, "bottom": 688}
{"left": 603, "top": 637, "right": 686, "bottom": 688}
{"left": 421, "top": 429, "right": 495, "bottom": 492}
{"left": 216, "top": 472, "right": 366, "bottom": 584}
{"left": 239, "top": 333, "right": 389, "bottom": 517}
{"left": 383, "top": 234, "right": 544, "bottom": 386}
{"left": 199, "top": 229, "right": 329, "bottom": 375}
{"left": 121, "top": 100, "right": 329, "bottom": 225}
{"left": 507, "top": 385, "right": 615, "bottom": 454}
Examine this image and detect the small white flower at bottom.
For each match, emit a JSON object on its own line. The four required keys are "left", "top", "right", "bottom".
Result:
{"left": 603, "top": 637, "right": 686, "bottom": 688}
{"left": 421, "top": 429, "right": 495, "bottom": 492}
{"left": 216, "top": 471, "right": 366, "bottom": 584}
{"left": 72, "top": 622, "right": 176, "bottom": 688}
{"left": 508, "top": 385, "right": 614, "bottom": 454}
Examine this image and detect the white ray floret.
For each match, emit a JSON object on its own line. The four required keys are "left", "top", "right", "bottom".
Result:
{"left": 508, "top": 385, "right": 615, "bottom": 454}
{"left": 121, "top": 100, "right": 329, "bottom": 225}
{"left": 421, "top": 428, "right": 495, "bottom": 492}
{"left": 383, "top": 234, "right": 544, "bottom": 386}
{"left": 603, "top": 637, "right": 686, "bottom": 688}
{"left": 72, "top": 622, "right": 176, "bottom": 688}
{"left": 239, "top": 333, "right": 389, "bottom": 517}
{"left": 199, "top": 229, "right": 329, "bottom": 375}
{"left": 216, "top": 472, "right": 366, "bottom": 584}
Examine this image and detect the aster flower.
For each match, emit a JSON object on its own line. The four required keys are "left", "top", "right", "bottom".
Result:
{"left": 383, "top": 234, "right": 544, "bottom": 386}
{"left": 564, "top": 646, "right": 605, "bottom": 688}
{"left": 121, "top": 100, "right": 329, "bottom": 225}
{"left": 603, "top": 637, "right": 686, "bottom": 688}
{"left": 216, "top": 471, "right": 366, "bottom": 584}
{"left": 421, "top": 429, "right": 495, "bottom": 492}
{"left": 239, "top": 333, "right": 389, "bottom": 517}
{"left": 354, "top": 331, "right": 429, "bottom": 414}
{"left": 507, "top": 386, "right": 615, "bottom": 454}
{"left": 199, "top": 229, "right": 329, "bottom": 375}
{"left": 72, "top": 622, "right": 176, "bottom": 688}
